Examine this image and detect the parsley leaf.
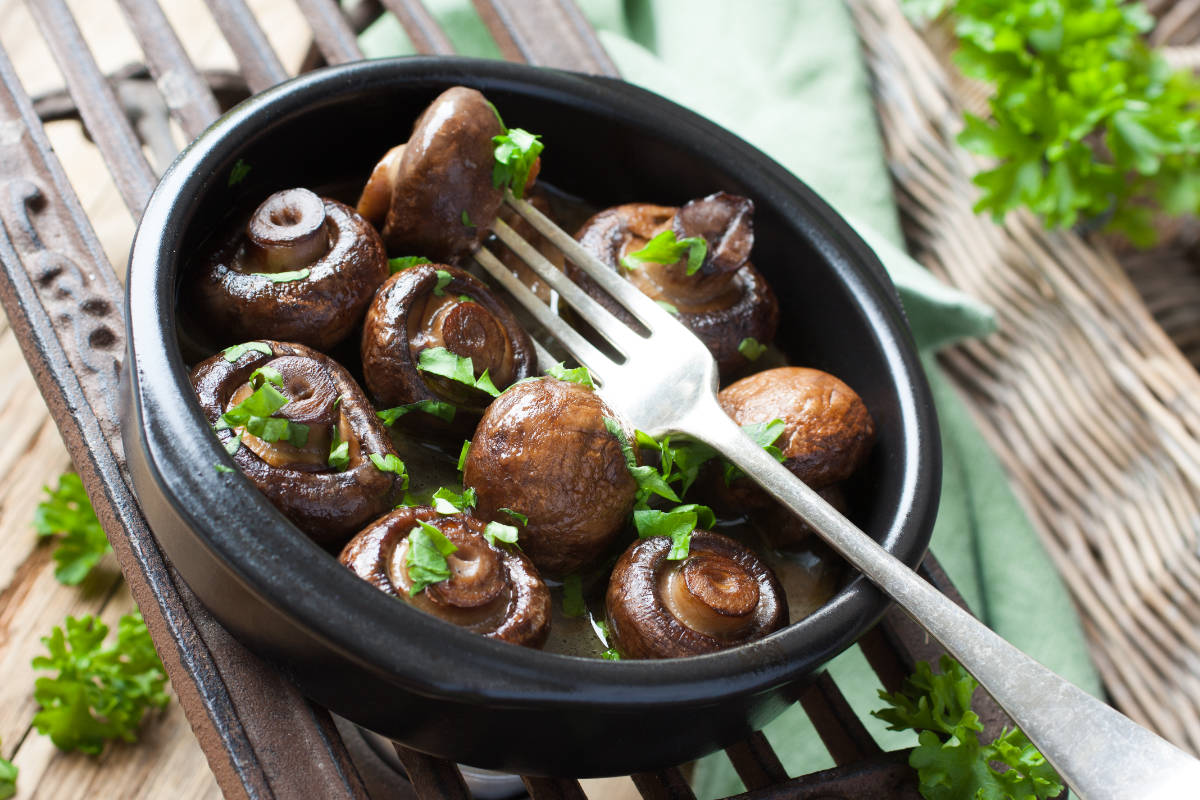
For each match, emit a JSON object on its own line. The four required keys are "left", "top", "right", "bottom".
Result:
{"left": 499, "top": 507, "right": 528, "bottom": 526}
{"left": 633, "top": 504, "right": 716, "bottom": 560}
{"left": 34, "top": 473, "right": 110, "bottom": 586}
{"left": 328, "top": 426, "right": 349, "bottom": 472}
{"left": 724, "top": 419, "right": 786, "bottom": 484}
{"left": 457, "top": 440, "right": 471, "bottom": 472}
{"left": 378, "top": 400, "right": 457, "bottom": 425}
{"left": 0, "top": 742, "right": 14, "bottom": 799}
{"left": 214, "top": 464, "right": 235, "bottom": 474}
{"left": 492, "top": 127, "right": 544, "bottom": 199}
{"left": 227, "top": 158, "right": 251, "bottom": 187}
{"left": 32, "top": 613, "right": 169, "bottom": 755}
{"left": 483, "top": 520, "right": 519, "bottom": 547}
{"left": 253, "top": 268, "right": 310, "bottom": 283}
{"left": 656, "top": 300, "right": 680, "bottom": 316}
{"left": 546, "top": 361, "right": 595, "bottom": 389}
{"left": 368, "top": 453, "right": 408, "bottom": 489}
{"left": 222, "top": 341, "right": 272, "bottom": 362}
{"left": 621, "top": 230, "right": 708, "bottom": 275}
{"left": 219, "top": 382, "right": 309, "bottom": 448}
{"left": 433, "top": 269, "right": 453, "bottom": 296}
{"left": 431, "top": 486, "right": 477, "bottom": 514}
{"left": 405, "top": 521, "right": 458, "bottom": 595}
{"left": 873, "top": 655, "right": 1064, "bottom": 800}
{"left": 562, "top": 574, "right": 587, "bottom": 618}
{"left": 388, "top": 255, "right": 431, "bottom": 273}
{"left": 417, "top": 347, "right": 503, "bottom": 397}
{"left": 603, "top": 417, "right": 679, "bottom": 506}
{"left": 461, "top": 210, "right": 475, "bottom": 228}
{"left": 738, "top": 337, "right": 767, "bottom": 361}
{"left": 590, "top": 617, "right": 621, "bottom": 660}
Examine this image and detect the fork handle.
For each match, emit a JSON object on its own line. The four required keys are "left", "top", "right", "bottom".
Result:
{"left": 681, "top": 398, "right": 1200, "bottom": 800}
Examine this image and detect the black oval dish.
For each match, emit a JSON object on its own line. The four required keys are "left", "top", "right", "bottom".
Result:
{"left": 122, "top": 57, "right": 941, "bottom": 778}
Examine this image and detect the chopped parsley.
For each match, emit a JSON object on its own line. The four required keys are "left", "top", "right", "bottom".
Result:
{"left": 492, "top": 127, "right": 544, "bottom": 200}
{"left": 417, "top": 347, "right": 502, "bottom": 398}
{"left": 34, "top": 473, "right": 110, "bottom": 586}
{"left": 404, "top": 521, "right": 458, "bottom": 595}
{"left": 457, "top": 440, "right": 471, "bottom": 472}
{"left": 603, "top": 417, "right": 679, "bottom": 506}
{"left": 433, "top": 269, "right": 453, "bottom": 296}
{"left": 377, "top": 400, "right": 457, "bottom": 425}
{"left": 431, "top": 486, "right": 477, "bottom": 514}
{"left": 562, "top": 574, "right": 587, "bottom": 618}
{"left": 545, "top": 361, "right": 594, "bottom": 389}
{"left": 738, "top": 337, "right": 767, "bottom": 361}
{"left": 458, "top": 294, "right": 475, "bottom": 303}
{"left": 633, "top": 503, "right": 716, "bottom": 560}
{"left": 368, "top": 452, "right": 407, "bottom": 479}
{"left": 483, "top": 520, "right": 519, "bottom": 547}
{"left": 620, "top": 230, "right": 707, "bottom": 275}
{"left": 0, "top": 740, "right": 13, "bottom": 798}
{"left": 461, "top": 210, "right": 475, "bottom": 228}
{"left": 591, "top": 618, "right": 621, "bottom": 660}
{"left": 248, "top": 365, "right": 282, "bottom": 389}
{"left": 388, "top": 255, "right": 432, "bottom": 273}
{"left": 217, "top": 382, "right": 309, "bottom": 448}
{"left": 254, "top": 268, "right": 310, "bottom": 283}
{"left": 724, "top": 419, "right": 786, "bottom": 483}
{"left": 223, "top": 433, "right": 243, "bottom": 456}
{"left": 328, "top": 426, "right": 349, "bottom": 471}
{"left": 227, "top": 158, "right": 251, "bottom": 187}
{"left": 499, "top": 507, "right": 528, "bottom": 526}
{"left": 222, "top": 341, "right": 272, "bottom": 362}
{"left": 656, "top": 300, "right": 680, "bottom": 316}
{"left": 214, "top": 464, "right": 234, "bottom": 474}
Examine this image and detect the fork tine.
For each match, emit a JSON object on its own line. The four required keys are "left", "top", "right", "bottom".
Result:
{"left": 474, "top": 245, "right": 617, "bottom": 383}
{"left": 503, "top": 192, "right": 677, "bottom": 329}
{"left": 491, "top": 217, "right": 645, "bottom": 356}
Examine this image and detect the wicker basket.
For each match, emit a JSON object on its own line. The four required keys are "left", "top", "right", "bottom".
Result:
{"left": 851, "top": 0, "right": 1200, "bottom": 754}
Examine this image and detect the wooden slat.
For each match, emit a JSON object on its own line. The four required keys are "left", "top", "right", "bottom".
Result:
{"left": 523, "top": 776, "right": 588, "bottom": 800}
{"left": 22, "top": 0, "right": 156, "bottom": 216}
{"left": 392, "top": 746, "right": 471, "bottom": 800}
{"left": 294, "top": 0, "right": 365, "bottom": 64}
{"left": 723, "top": 732, "right": 788, "bottom": 792}
{"left": 630, "top": 767, "right": 694, "bottom": 800}
{"left": 202, "top": 0, "right": 288, "bottom": 93}
{"left": 471, "top": 0, "right": 619, "bottom": 76}
{"left": 797, "top": 673, "right": 881, "bottom": 766}
{"left": 115, "top": 0, "right": 222, "bottom": 140}
{"left": 379, "top": 0, "right": 456, "bottom": 55}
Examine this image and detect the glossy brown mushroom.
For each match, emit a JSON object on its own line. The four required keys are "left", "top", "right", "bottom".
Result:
{"left": 339, "top": 507, "right": 551, "bottom": 647}
{"left": 192, "top": 340, "right": 406, "bottom": 549}
{"left": 186, "top": 188, "right": 388, "bottom": 353}
{"left": 357, "top": 86, "right": 508, "bottom": 263}
{"left": 361, "top": 263, "right": 536, "bottom": 425}
{"left": 572, "top": 192, "right": 778, "bottom": 376}
{"left": 606, "top": 531, "right": 787, "bottom": 659}
{"left": 463, "top": 378, "right": 638, "bottom": 578}
{"left": 717, "top": 366, "right": 875, "bottom": 546}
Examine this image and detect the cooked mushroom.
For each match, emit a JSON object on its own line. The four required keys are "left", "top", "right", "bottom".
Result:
{"left": 361, "top": 263, "right": 536, "bottom": 426}
{"left": 357, "top": 86, "right": 521, "bottom": 263}
{"left": 339, "top": 507, "right": 551, "bottom": 647}
{"left": 717, "top": 366, "right": 875, "bottom": 547}
{"left": 186, "top": 188, "right": 388, "bottom": 352}
{"left": 463, "top": 377, "right": 638, "bottom": 577}
{"left": 572, "top": 192, "right": 778, "bottom": 376}
{"left": 192, "top": 340, "right": 406, "bottom": 548}
{"left": 606, "top": 530, "right": 786, "bottom": 659}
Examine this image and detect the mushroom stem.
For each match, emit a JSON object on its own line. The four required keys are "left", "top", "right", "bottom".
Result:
{"left": 247, "top": 188, "right": 329, "bottom": 272}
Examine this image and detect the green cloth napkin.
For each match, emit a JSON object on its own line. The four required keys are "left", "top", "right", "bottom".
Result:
{"left": 361, "top": 1, "right": 1101, "bottom": 793}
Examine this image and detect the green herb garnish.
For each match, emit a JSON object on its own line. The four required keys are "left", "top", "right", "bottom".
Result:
{"left": 227, "top": 158, "right": 251, "bottom": 187}
{"left": 492, "top": 127, "right": 544, "bottom": 200}
{"left": 724, "top": 419, "right": 786, "bottom": 484}
{"left": 483, "top": 521, "right": 519, "bottom": 547}
{"left": 620, "top": 230, "right": 707, "bottom": 275}
{"left": 433, "top": 269, "right": 453, "bottom": 296}
{"left": 388, "top": 255, "right": 432, "bottom": 273}
{"left": 34, "top": 473, "right": 110, "bottom": 586}
{"left": 461, "top": 210, "right": 475, "bottom": 228}
{"left": 248, "top": 365, "right": 282, "bottom": 389}
{"left": 222, "top": 341, "right": 272, "bottom": 362}
{"left": 32, "top": 613, "right": 169, "bottom": 755}
{"left": 404, "top": 521, "right": 458, "bottom": 595}
{"left": 417, "top": 347, "right": 502, "bottom": 397}
{"left": 457, "top": 440, "right": 472, "bottom": 472}
{"left": 590, "top": 618, "right": 621, "bottom": 660}
{"left": 873, "top": 654, "right": 1064, "bottom": 800}
{"left": 223, "top": 433, "right": 243, "bottom": 456}
{"left": 738, "top": 337, "right": 767, "bottom": 361}
{"left": 369, "top": 452, "right": 407, "bottom": 480}
{"left": 562, "top": 573, "right": 587, "bottom": 618}
{"left": 603, "top": 417, "right": 679, "bottom": 506}
{"left": 377, "top": 400, "right": 457, "bottom": 425}
{"left": 0, "top": 739, "right": 15, "bottom": 799}
{"left": 656, "top": 300, "right": 680, "bottom": 316}
{"left": 218, "top": 382, "right": 309, "bottom": 448}
{"left": 499, "top": 507, "right": 528, "bottom": 526}
{"left": 328, "top": 426, "right": 349, "bottom": 472}
{"left": 214, "top": 464, "right": 234, "bottom": 474}
{"left": 633, "top": 504, "right": 716, "bottom": 560}
{"left": 546, "top": 361, "right": 595, "bottom": 389}
{"left": 431, "top": 486, "right": 477, "bottom": 514}
{"left": 254, "top": 268, "right": 310, "bottom": 283}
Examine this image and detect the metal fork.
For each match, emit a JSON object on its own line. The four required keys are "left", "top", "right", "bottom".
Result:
{"left": 474, "top": 192, "right": 1200, "bottom": 800}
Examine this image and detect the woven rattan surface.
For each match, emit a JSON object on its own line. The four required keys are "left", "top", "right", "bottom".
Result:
{"left": 852, "top": 0, "right": 1200, "bottom": 755}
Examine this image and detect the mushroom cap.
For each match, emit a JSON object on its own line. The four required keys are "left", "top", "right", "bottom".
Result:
{"left": 186, "top": 192, "right": 388, "bottom": 353}
{"left": 463, "top": 378, "right": 638, "bottom": 578}
{"left": 572, "top": 193, "right": 778, "bottom": 377}
{"left": 191, "top": 340, "right": 405, "bottom": 549}
{"left": 716, "top": 366, "right": 876, "bottom": 511}
{"left": 605, "top": 530, "right": 787, "bottom": 659}
{"left": 375, "top": 86, "right": 505, "bottom": 263}
{"left": 361, "top": 263, "right": 537, "bottom": 427}
{"left": 339, "top": 507, "right": 551, "bottom": 648}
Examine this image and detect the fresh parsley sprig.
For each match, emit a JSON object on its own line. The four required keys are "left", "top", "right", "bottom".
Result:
{"left": 920, "top": 0, "right": 1200, "bottom": 245}
{"left": 0, "top": 738, "right": 15, "bottom": 799}
{"left": 873, "top": 655, "right": 1064, "bottom": 800}
{"left": 216, "top": 381, "right": 309, "bottom": 448}
{"left": 405, "top": 521, "right": 458, "bottom": 595}
{"left": 388, "top": 255, "right": 431, "bottom": 273}
{"left": 34, "top": 473, "right": 111, "bottom": 586}
{"left": 493, "top": 127, "right": 544, "bottom": 200}
{"left": 32, "top": 612, "right": 169, "bottom": 755}
{"left": 417, "top": 347, "right": 502, "bottom": 398}
{"left": 633, "top": 503, "right": 716, "bottom": 560}
{"left": 621, "top": 230, "right": 708, "bottom": 275}
{"left": 378, "top": 399, "right": 457, "bottom": 425}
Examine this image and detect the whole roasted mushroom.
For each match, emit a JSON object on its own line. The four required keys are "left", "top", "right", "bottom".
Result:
{"left": 357, "top": 86, "right": 523, "bottom": 263}
{"left": 606, "top": 531, "right": 787, "bottom": 659}
{"left": 361, "top": 263, "right": 537, "bottom": 425}
{"left": 717, "top": 366, "right": 875, "bottom": 547}
{"left": 572, "top": 192, "right": 778, "bottom": 376}
{"left": 192, "top": 340, "right": 406, "bottom": 549}
{"left": 186, "top": 188, "right": 388, "bottom": 352}
{"left": 463, "top": 377, "right": 638, "bottom": 577}
{"left": 339, "top": 507, "right": 551, "bottom": 648}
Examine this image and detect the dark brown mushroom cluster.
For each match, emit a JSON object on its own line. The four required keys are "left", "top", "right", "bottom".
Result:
{"left": 181, "top": 85, "right": 875, "bottom": 657}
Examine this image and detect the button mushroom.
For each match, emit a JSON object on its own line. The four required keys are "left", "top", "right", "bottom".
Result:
{"left": 606, "top": 530, "right": 787, "bottom": 659}
{"left": 339, "top": 507, "right": 551, "bottom": 648}
{"left": 717, "top": 366, "right": 875, "bottom": 548}
{"left": 192, "top": 340, "right": 406, "bottom": 549}
{"left": 361, "top": 263, "right": 536, "bottom": 427}
{"left": 572, "top": 192, "right": 779, "bottom": 376}
{"left": 185, "top": 188, "right": 388, "bottom": 353}
{"left": 356, "top": 86, "right": 514, "bottom": 263}
{"left": 463, "top": 377, "right": 638, "bottom": 578}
